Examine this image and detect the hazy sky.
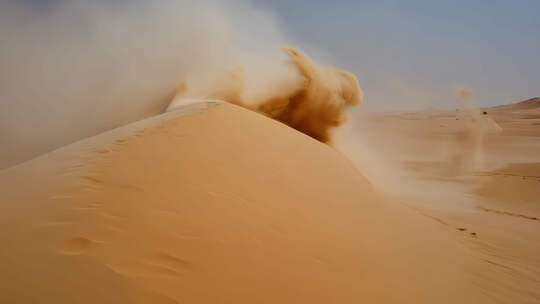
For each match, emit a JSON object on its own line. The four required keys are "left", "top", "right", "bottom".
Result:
{"left": 9, "top": 0, "right": 540, "bottom": 109}
{"left": 253, "top": 0, "right": 539, "bottom": 109}
{"left": 1, "top": 0, "right": 538, "bottom": 168}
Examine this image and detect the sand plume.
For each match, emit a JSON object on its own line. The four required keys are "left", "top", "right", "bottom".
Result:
{"left": 170, "top": 47, "right": 363, "bottom": 143}
{"left": 258, "top": 47, "right": 362, "bottom": 143}
{"left": 0, "top": 1, "right": 363, "bottom": 168}
{"left": 447, "top": 88, "right": 502, "bottom": 175}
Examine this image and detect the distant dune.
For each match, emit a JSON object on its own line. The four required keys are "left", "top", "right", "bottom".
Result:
{"left": 488, "top": 97, "right": 540, "bottom": 111}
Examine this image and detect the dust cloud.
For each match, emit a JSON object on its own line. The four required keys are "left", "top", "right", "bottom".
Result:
{"left": 335, "top": 87, "right": 502, "bottom": 209}
{"left": 169, "top": 47, "right": 363, "bottom": 143}
{"left": 0, "top": 0, "right": 312, "bottom": 168}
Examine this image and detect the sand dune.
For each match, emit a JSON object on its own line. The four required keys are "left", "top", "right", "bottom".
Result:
{"left": 1, "top": 101, "right": 524, "bottom": 303}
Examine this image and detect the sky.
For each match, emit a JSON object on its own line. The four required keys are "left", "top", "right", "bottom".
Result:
{"left": 5, "top": 0, "right": 540, "bottom": 110}
{"left": 252, "top": 0, "right": 540, "bottom": 109}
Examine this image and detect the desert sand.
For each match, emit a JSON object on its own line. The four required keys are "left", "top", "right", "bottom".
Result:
{"left": 341, "top": 97, "right": 540, "bottom": 302}
{"left": 1, "top": 99, "right": 539, "bottom": 303}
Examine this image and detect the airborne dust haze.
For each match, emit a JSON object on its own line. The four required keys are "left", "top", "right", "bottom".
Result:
{"left": 0, "top": 0, "right": 364, "bottom": 169}
{"left": 1, "top": 0, "right": 495, "bottom": 208}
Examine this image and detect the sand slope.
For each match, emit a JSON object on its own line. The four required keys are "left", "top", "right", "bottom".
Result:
{"left": 0, "top": 102, "right": 521, "bottom": 303}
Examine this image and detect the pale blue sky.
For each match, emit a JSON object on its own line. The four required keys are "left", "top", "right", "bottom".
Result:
{"left": 254, "top": 0, "right": 540, "bottom": 108}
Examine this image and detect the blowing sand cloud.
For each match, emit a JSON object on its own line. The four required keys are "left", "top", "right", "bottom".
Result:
{"left": 446, "top": 87, "right": 502, "bottom": 175}
{"left": 2, "top": 0, "right": 359, "bottom": 168}
{"left": 170, "top": 46, "right": 363, "bottom": 143}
